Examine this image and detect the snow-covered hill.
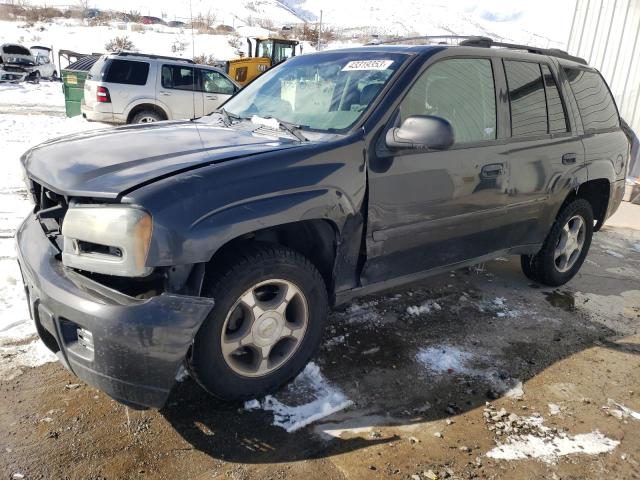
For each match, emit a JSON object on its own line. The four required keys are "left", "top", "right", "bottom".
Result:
{"left": 0, "top": 0, "right": 575, "bottom": 68}
{"left": 279, "top": 0, "right": 575, "bottom": 48}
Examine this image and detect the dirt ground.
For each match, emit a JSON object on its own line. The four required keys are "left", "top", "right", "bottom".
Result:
{"left": 2, "top": 207, "right": 640, "bottom": 480}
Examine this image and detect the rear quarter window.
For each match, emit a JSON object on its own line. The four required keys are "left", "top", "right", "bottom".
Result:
{"left": 104, "top": 59, "right": 149, "bottom": 86}
{"left": 564, "top": 67, "right": 619, "bottom": 132}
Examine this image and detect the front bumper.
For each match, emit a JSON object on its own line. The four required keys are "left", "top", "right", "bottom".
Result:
{"left": 15, "top": 213, "right": 214, "bottom": 408}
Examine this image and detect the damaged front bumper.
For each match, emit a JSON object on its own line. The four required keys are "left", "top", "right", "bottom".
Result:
{"left": 15, "top": 213, "right": 214, "bottom": 408}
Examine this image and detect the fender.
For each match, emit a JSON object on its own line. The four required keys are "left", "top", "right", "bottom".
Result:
{"left": 126, "top": 134, "right": 368, "bottom": 267}
{"left": 122, "top": 97, "right": 171, "bottom": 120}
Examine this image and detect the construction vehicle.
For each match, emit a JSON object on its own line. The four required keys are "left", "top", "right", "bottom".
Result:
{"left": 227, "top": 36, "right": 300, "bottom": 86}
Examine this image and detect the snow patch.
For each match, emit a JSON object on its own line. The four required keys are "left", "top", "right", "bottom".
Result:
{"left": 548, "top": 403, "right": 561, "bottom": 415}
{"left": 174, "top": 365, "right": 189, "bottom": 382}
{"left": 487, "top": 430, "right": 619, "bottom": 463}
{"left": 406, "top": 300, "right": 441, "bottom": 316}
{"left": 243, "top": 363, "right": 353, "bottom": 432}
{"left": 604, "top": 249, "right": 624, "bottom": 258}
{"left": 632, "top": 243, "right": 640, "bottom": 253}
{"left": 416, "top": 345, "right": 522, "bottom": 397}
{"left": 604, "top": 399, "right": 640, "bottom": 421}
{"left": 0, "top": 339, "right": 58, "bottom": 381}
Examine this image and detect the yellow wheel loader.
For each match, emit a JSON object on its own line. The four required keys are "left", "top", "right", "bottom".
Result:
{"left": 227, "top": 37, "right": 300, "bottom": 86}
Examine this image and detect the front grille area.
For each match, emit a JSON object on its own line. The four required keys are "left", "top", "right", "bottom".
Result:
{"left": 30, "top": 180, "right": 68, "bottom": 252}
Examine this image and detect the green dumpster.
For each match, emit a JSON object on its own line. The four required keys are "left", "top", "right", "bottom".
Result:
{"left": 61, "top": 55, "right": 99, "bottom": 118}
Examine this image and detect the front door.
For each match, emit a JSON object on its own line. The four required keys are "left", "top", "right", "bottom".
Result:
{"left": 199, "top": 68, "right": 236, "bottom": 115}
{"left": 363, "top": 57, "right": 512, "bottom": 285}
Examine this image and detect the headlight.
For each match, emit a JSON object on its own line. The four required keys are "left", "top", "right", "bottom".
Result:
{"left": 61, "top": 204, "right": 153, "bottom": 277}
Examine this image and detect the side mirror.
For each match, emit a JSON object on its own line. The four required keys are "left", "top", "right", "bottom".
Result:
{"left": 385, "top": 115, "right": 454, "bottom": 151}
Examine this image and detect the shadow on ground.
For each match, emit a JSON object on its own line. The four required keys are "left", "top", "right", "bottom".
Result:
{"left": 161, "top": 237, "right": 640, "bottom": 464}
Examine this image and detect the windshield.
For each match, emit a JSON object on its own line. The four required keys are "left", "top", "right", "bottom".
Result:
{"left": 223, "top": 51, "right": 408, "bottom": 132}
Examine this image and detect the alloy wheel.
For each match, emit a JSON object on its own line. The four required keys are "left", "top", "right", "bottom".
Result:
{"left": 554, "top": 214, "right": 586, "bottom": 273}
{"left": 220, "top": 279, "right": 309, "bottom": 377}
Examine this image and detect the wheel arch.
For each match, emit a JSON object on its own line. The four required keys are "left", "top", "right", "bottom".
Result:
{"left": 560, "top": 178, "right": 611, "bottom": 231}
{"left": 125, "top": 101, "right": 169, "bottom": 123}
{"left": 204, "top": 218, "right": 341, "bottom": 298}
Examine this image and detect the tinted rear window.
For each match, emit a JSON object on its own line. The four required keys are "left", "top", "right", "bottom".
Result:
{"left": 541, "top": 65, "right": 569, "bottom": 133}
{"left": 504, "top": 61, "right": 548, "bottom": 137}
{"left": 564, "top": 68, "right": 619, "bottom": 131}
{"left": 104, "top": 59, "right": 149, "bottom": 85}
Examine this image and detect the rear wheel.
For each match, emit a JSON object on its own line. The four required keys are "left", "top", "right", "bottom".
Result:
{"left": 189, "top": 243, "right": 328, "bottom": 401}
{"left": 131, "top": 110, "right": 161, "bottom": 124}
{"left": 521, "top": 198, "right": 594, "bottom": 286}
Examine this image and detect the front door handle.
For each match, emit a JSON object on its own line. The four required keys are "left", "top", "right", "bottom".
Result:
{"left": 159, "top": 91, "right": 171, "bottom": 96}
{"left": 562, "top": 153, "right": 577, "bottom": 165}
{"left": 480, "top": 163, "right": 504, "bottom": 178}
{"left": 206, "top": 95, "right": 218, "bottom": 100}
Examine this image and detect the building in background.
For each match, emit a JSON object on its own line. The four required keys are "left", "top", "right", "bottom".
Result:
{"left": 567, "top": 0, "right": 640, "bottom": 182}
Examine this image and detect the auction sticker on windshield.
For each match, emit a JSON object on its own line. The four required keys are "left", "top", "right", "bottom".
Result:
{"left": 342, "top": 60, "right": 394, "bottom": 71}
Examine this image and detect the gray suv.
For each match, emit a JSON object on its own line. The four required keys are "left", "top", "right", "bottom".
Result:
{"left": 17, "top": 37, "right": 629, "bottom": 408}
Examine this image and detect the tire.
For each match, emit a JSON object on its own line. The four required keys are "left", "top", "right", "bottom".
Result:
{"left": 30, "top": 71, "right": 40, "bottom": 84}
{"left": 189, "top": 242, "right": 328, "bottom": 401}
{"left": 131, "top": 110, "right": 162, "bottom": 124}
{"left": 520, "top": 254, "right": 540, "bottom": 282}
{"left": 521, "top": 198, "right": 594, "bottom": 286}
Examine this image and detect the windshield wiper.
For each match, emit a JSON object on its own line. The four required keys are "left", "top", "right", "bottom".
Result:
{"left": 253, "top": 115, "right": 308, "bottom": 142}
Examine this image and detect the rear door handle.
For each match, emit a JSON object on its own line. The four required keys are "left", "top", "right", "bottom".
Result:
{"left": 480, "top": 163, "right": 504, "bottom": 178}
{"left": 206, "top": 95, "right": 218, "bottom": 100}
{"left": 562, "top": 153, "right": 577, "bottom": 165}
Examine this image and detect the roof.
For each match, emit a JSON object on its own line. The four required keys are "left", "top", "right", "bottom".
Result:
{"left": 63, "top": 55, "right": 99, "bottom": 72}
{"left": 311, "top": 41, "right": 589, "bottom": 67}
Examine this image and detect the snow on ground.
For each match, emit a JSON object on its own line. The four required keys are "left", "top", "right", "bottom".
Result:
{"left": 0, "top": 81, "right": 64, "bottom": 114}
{"left": 487, "top": 429, "right": 619, "bottom": 463}
{"left": 244, "top": 362, "right": 353, "bottom": 432}
{"left": 416, "top": 345, "right": 522, "bottom": 396}
{"left": 0, "top": 85, "right": 106, "bottom": 378}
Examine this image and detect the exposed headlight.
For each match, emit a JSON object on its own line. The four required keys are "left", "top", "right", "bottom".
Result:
{"left": 61, "top": 205, "right": 153, "bottom": 277}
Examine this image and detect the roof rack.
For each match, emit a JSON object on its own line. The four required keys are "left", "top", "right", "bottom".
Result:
{"left": 112, "top": 51, "right": 195, "bottom": 64}
{"left": 370, "top": 35, "right": 476, "bottom": 45}
{"left": 459, "top": 36, "right": 587, "bottom": 65}
{"left": 371, "top": 35, "right": 587, "bottom": 65}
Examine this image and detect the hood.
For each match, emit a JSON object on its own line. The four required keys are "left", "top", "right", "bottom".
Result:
{"left": 22, "top": 121, "right": 301, "bottom": 199}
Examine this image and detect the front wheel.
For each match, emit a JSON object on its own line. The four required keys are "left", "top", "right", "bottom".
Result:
{"left": 189, "top": 243, "right": 328, "bottom": 401}
{"left": 521, "top": 198, "right": 594, "bottom": 286}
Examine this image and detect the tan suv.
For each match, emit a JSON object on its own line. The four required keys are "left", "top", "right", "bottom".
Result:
{"left": 82, "top": 52, "right": 239, "bottom": 124}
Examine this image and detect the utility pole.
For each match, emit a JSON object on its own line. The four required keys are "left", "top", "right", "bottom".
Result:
{"left": 317, "top": 9, "right": 323, "bottom": 50}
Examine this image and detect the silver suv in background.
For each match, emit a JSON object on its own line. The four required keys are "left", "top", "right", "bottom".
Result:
{"left": 81, "top": 53, "right": 239, "bottom": 124}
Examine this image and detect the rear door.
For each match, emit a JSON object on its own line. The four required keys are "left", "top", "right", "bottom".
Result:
{"left": 199, "top": 68, "right": 237, "bottom": 114}
{"left": 500, "top": 59, "right": 585, "bottom": 247}
{"left": 364, "top": 55, "right": 514, "bottom": 285}
{"left": 159, "top": 64, "right": 203, "bottom": 120}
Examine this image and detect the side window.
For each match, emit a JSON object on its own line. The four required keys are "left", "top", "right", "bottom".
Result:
{"left": 200, "top": 70, "right": 236, "bottom": 95}
{"left": 161, "top": 65, "right": 195, "bottom": 91}
{"left": 504, "top": 61, "right": 547, "bottom": 137}
{"left": 400, "top": 58, "right": 496, "bottom": 144}
{"left": 563, "top": 67, "right": 619, "bottom": 131}
{"left": 104, "top": 59, "right": 149, "bottom": 86}
{"left": 541, "top": 65, "right": 569, "bottom": 134}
